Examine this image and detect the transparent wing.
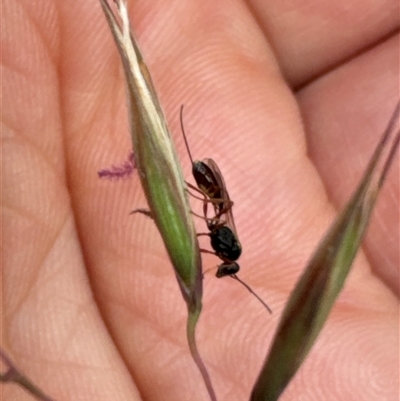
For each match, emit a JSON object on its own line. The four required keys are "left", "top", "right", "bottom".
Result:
{"left": 203, "top": 158, "right": 238, "bottom": 236}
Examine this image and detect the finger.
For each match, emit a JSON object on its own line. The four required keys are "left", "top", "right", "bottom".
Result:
{"left": 298, "top": 33, "right": 399, "bottom": 295}
{"left": 2, "top": 1, "right": 141, "bottom": 400}
{"left": 247, "top": 0, "right": 399, "bottom": 85}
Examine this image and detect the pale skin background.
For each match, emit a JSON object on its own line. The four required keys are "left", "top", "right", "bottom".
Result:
{"left": 2, "top": 1, "right": 399, "bottom": 400}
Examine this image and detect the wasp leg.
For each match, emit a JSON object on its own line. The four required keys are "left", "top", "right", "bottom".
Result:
{"left": 130, "top": 208, "right": 153, "bottom": 219}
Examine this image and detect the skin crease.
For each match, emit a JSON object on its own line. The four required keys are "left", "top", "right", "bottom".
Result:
{"left": 2, "top": 0, "right": 399, "bottom": 400}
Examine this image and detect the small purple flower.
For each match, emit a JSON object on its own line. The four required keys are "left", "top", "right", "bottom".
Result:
{"left": 98, "top": 151, "right": 136, "bottom": 179}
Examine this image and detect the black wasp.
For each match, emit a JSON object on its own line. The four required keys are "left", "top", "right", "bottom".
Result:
{"left": 180, "top": 106, "right": 272, "bottom": 313}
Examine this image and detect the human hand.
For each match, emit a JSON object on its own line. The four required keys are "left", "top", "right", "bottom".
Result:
{"left": 2, "top": 1, "right": 398, "bottom": 400}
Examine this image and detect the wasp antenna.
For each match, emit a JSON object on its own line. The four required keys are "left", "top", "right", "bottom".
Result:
{"left": 231, "top": 274, "right": 272, "bottom": 314}
{"left": 180, "top": 104, "right": 195, "bottom": 165}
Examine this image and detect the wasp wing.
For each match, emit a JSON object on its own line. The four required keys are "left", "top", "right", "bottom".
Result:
{"left": 203, "top": 158, "right": 238, "bottom": 237}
